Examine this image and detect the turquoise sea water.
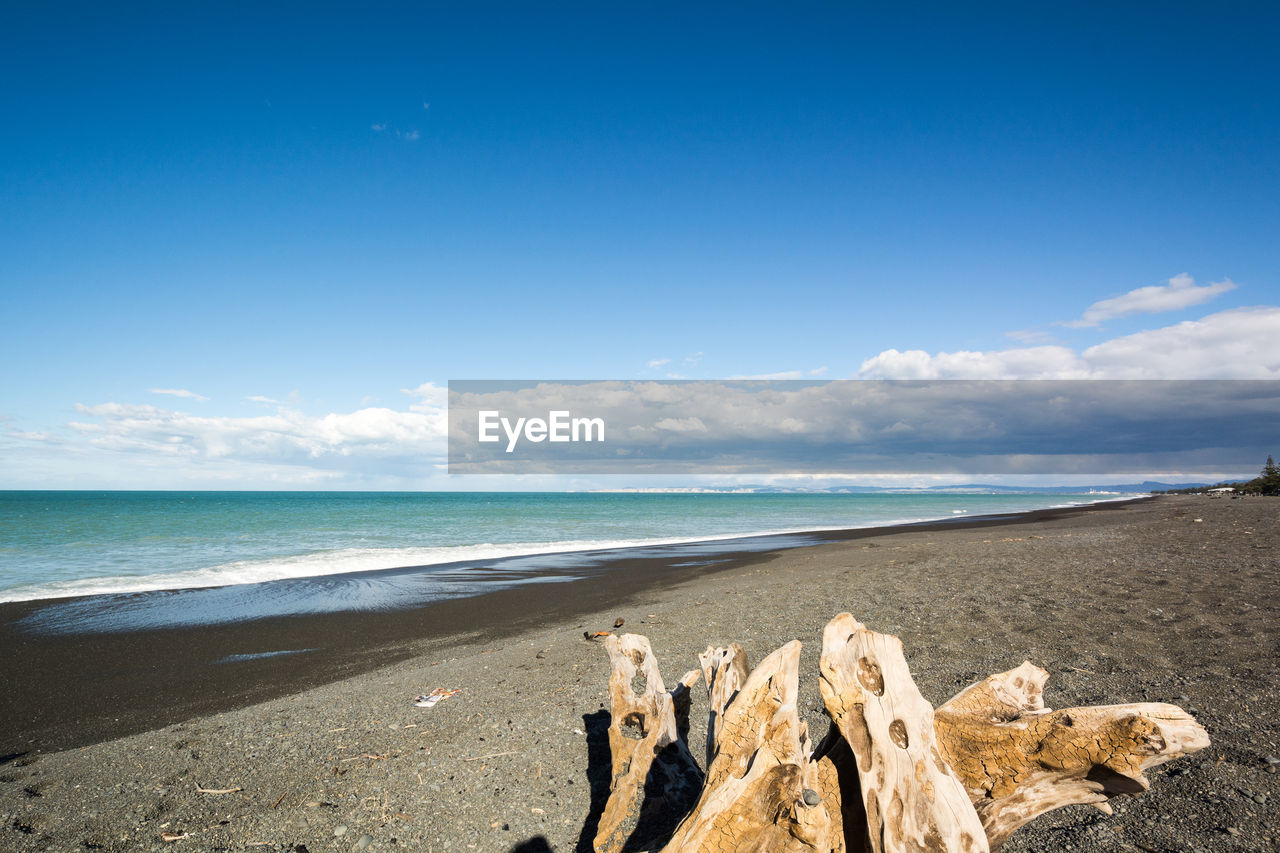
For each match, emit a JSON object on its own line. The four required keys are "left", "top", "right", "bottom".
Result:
{"left": 0, "top": 491, "right": 1136, "bottom": 603}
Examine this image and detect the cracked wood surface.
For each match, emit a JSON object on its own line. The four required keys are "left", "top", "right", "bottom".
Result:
{"left": 819, "top": 613, "right": 989, "bottom": 853}
{"left": 592, "top": 615, "right": 1207, "bottom": 852}
{"left": 934, "top": 661, "right": 1210, "bottom": 848}
{"left": 698, "top": 643, "right": 749, "bottom": 770}
{"left": 660, "top": 640, "right": 840, "bottom": 853}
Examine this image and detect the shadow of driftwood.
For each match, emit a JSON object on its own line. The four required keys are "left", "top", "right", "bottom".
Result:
{"left": 574, "top": 709, "right": 614, "bottom": 853}
{"left": 815, "top": 722, "right": 869, "bottom": 851}
{"left": 616, "top": 679, "right": 702, "bottom": 851}
{"left": 574, "top": 715, "right": 867, "bottom": 853}
{"left": 571, "top": 702, "right": 705, "bottom": 852}
{"left": 619, "top": 743, "right": 701, "bottom": 852}
{"left": 508, "top": 837, "right": 554, "bottom": 853}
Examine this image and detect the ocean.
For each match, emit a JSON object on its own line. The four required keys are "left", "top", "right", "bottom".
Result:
{"left": 0, "top": 490, "right": 1133, "bottom": 605}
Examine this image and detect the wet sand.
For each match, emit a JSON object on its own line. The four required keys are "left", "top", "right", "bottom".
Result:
{"left": 1, "top": 495, "right": 1277, "bottom": 852}
{"left": 0, "top": 502, "right": 1136, "bottom": 757}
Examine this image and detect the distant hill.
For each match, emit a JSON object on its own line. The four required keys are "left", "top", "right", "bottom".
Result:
{"left": 601, "top": 482, "right": 1207, "bottom": 495}
{"left": 812, "top": 482, "right": 1206, "bottom": 494}
{"left": 921, "top": 481, "right": 1206, "bottom": 494}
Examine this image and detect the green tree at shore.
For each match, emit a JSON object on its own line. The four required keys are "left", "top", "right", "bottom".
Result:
{"left": 1260, "top": 454, "right": 1280, "bottom": 496}
{"left": 1157, "top": 453, "right": 1280, "bottom": 495}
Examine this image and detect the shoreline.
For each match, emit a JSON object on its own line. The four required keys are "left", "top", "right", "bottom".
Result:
{"left": 0, "top": 498, "right": 1150, "bottom": 756}
{"left": 0, "top": 492, "right": 1144, "bottom": 606}
{"left": 3, "top": 493, "right": 1276, "bottom": 851}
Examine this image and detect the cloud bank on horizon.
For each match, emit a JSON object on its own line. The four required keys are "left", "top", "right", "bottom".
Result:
{"left": 446, "top": 378, "right": 1279, "bottom": 477}
{"left": 5, "top": 277, "right": 1278, "bottom": 489}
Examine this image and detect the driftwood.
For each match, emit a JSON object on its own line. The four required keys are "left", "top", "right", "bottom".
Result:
{"left": 661, "top": 641, "right": 839, "bottom": 852}
{"left": 934, "top": 661, "right": 1211, "bottom": 848}
{"left": 697, "top": 643, "right": 748, "bottom": 768}
{"left": 819, "top": 613, "right": 988, "bottom": 852}
{"left": 591, "top": 614, "right": 1209, "bottom": 852}
{"left": 593, "top": 634, "right": 703, "bottom": 853}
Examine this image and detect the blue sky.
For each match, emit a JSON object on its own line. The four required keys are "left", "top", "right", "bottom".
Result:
{"left": 2, "top": 2, "right": 1278, "bottom": 488}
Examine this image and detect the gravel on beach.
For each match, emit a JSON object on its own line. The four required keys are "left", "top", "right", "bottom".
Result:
{"left": 1, "top": 494, "right": 1277, "bottom": 852}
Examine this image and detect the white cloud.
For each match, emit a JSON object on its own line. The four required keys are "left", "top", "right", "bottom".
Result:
{"left": 66, "top": 394, "right": 448, "bottom": 472}
{"left": 447, "top": 377, "right": 1276, "bottom": 478}
{"left": 858, "top": 306, "right": 1280, "bottom": 379}
{"left": 247, "top": 391, "right": 303, "bottom": 406}
{"left": 647, "top": 358, "right": 671, "bottom": 368}
{"left": 371, "top": 123, "right": 387, "bottom": 132}
{"left": 1082, "top": 306, "right": 1280, "bottom": 378}
{"left": 858, "top": 346, "right": 1085, "bottom": 380}
{"left": 684, "top": 351, "right": 704, "bottom": 364}
{"left": 731, "top": 370, "right": 805, "bottom": 380}
{"left": 1064, "top": 273, "right": 1236, "bottom": 328}
{"left": 402, "top": 381, "right": 446, "bottom": 412}
{"left": 1005, "top": 328, "right": 1057, "bottom": 344}
{"left": 728, "top": 368, "right": 837, "bottom": 380}
{"left": 149, "top": 388, "right": 209, "bottom": 401}
{"left": 654, "top": 417, "right": 707, "bottom": 433}
{"left": 402, "top": 129, "right": 420, "bottom": 141}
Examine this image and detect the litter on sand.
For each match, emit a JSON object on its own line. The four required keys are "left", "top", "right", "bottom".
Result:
{"left": 413, "top": 687, "right": 461, "bottom": 708}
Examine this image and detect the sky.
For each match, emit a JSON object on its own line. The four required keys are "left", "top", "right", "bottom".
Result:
{"left": 446, "top": 380, "right": 1280, "bottom": 480}
{"left": 2, "top": 2, "right": 1278, "bottom": 489}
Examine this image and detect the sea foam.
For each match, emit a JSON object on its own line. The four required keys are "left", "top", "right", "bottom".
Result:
{"left": 0, "top": 528, "right": 858, "bottom": 602}
{"left": 0, "top": 491, "right": 1137, "bottom": 604}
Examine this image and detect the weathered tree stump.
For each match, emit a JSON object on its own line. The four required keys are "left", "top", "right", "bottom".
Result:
{"left": 590, "top": 615, "right": 1209, "bottom": 853}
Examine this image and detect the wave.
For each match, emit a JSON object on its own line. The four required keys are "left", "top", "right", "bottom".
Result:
{"left": 0, "top": 527, "right": 849, "bottom": 602}
{"left": 0, "top": 495, "right": 1139, "bottom": 603}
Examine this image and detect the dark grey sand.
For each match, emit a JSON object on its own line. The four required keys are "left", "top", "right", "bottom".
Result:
{"left": 1, "top": 495, "right": 1277, "bottom": 852}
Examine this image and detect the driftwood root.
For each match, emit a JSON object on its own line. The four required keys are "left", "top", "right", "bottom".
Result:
{"left": 591, "top": 615, "right": 1208, "bottom": 852}
{"left": 934, "top": 661, "right": 1211, "bottom": 847}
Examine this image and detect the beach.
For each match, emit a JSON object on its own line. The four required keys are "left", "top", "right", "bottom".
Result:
{"left": 1, "top": 494, "right": 1277, "bottom": 851}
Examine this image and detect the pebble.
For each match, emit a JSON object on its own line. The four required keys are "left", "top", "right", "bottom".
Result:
{"left": 354, "top": 834, "right": 374, "bottom": 850}
{"left": 334, "top": 825, "right": 348, "bottom": 837}
{"left": 1226, "top": 826, "right": 1241, "bottom": 836}
{"left": 802, "top": 788, "right": 820, "bottom": 806}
